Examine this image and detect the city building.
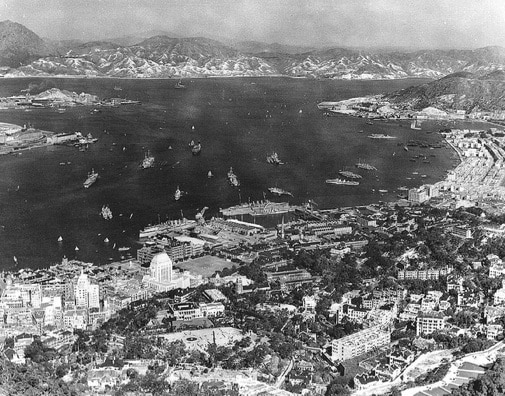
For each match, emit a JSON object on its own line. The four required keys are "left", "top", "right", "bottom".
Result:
{"left": 416, "top": 312, "right": 447, "bottom": 336}
{"left": 331, "top": 325, "right": 391, "bottom": 361}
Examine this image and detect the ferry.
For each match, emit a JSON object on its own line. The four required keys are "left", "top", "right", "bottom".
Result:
{"left": 83, "top": 169, "right": 98, "bottom": 188}
{"left": 141, "top": 151, "right": 155, "bottom": 169}
{"left": 325, "top": 178, "right": 359, "bottom": 185}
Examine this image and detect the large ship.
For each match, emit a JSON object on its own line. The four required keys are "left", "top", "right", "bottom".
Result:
{"left": 83, "top": 169, "right": 98, "bottom": 188}
{"left": 355, "top": 160, "right": 377, "bottom": 171}
{"left": 141, "top": 151, "right": 155, "bottom": 169}
{"left": 139, "top": 219, "right": 196, "bottom": 239}
{"left": 220, "top": 200, "right": 292, "bottom": 217}
{"left": 325, "top": 178, "right": 359, "bottom": 185}
{"left": 227, "top": 167, "right": 240, "bottom": 187}
{"left": 368, "top": 133, "right": 396, "bottom": 139}
{"left": 268, "top": 187, "right": 293, "bottom": 196}
{"left": 339, "top": 170, "right": 362, "bottom": 179}
{"left": 266, "top": 152, "right": 283, "bottom": 165}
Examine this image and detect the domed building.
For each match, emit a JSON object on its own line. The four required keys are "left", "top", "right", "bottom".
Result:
{"left": 142, "top": 251, "right": 197, "bottom": 292}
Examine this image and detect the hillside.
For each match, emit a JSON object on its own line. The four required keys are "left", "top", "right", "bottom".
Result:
{"left": 0, "top": 20, "right": 52, "bottom": 67}
{"left": 385, "top": 71, "right": 505, "bottom": 111}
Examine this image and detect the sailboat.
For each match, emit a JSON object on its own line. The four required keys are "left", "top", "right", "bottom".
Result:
{"left": 207, "top": 170, "right": 214, "bottom": 178}
{"left": 57, "top": 236, "right": 63, "bottom": 242}
{"left": 411, "top": 119, "right": 422, "bottom": 130}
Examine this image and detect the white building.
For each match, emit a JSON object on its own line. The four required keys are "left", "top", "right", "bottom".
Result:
{"left": 142, "top": 252, "right": 192, "bottom": 292}
{"left": 416, "top": 313, "right": 446, "bottom": 336}
{"left": 75, "top": 271, "right": 100, "bottom": 309}
{"left": 331, "top": 325, "right": 391, "bottom": 361}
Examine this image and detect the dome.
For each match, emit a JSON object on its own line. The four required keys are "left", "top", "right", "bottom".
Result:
{"left": 150, "top": 252, "right": 172, "bottom": 268}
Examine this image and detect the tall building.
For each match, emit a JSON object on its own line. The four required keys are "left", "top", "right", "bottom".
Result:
{"left": 331, "top": 325, "right": 391, "bottom": 362}
{"left": 75, "top": 271, "right": 100, "bottom": 309}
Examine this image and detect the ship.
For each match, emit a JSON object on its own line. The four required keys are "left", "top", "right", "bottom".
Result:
{"left": 220, "top": 200, "right": 292, "bottom": 217}
{"left": 411, "top": 119, "right": 422, "bottom": 130}
{"left": 141, "top": 151, "right": 155, "bottom": 169}
{"left": 368, "top": 134, "right": 396, "bottom": 139}
{"left": 174, "top": 186, "right": 182, "bottom": 201}
{"left": 139, "top": 218, "right": 196, "bottom": 239}
{"left": 325, "top": 178, "right": 359, "bottom": 185}
{"left": 191, "top": 141, "right": 202, "bottom": 155}
{"left": 114, "top": 86, "right": 122, "bottom": 91}
{"left": 268, "top": 187, "right": 293, "bottom": 196}
{"left": 175, "top": 79, "right": 186, "bottom": 89}
{"left": 266, "top": 152, "right": 283, "bottom": 165}
{"left": 355, "top": 160, "right": 377, "bottom": 171}
{"left": 100, "top": 205, "right": 113, "bottom": 220}
{"left": 83, "top": 169, "right": 98, "bottom": 188}
{"left": 118, "top": 246, "right": 130, "bottom": 252}
{"left": 339, "top": 170, "right": 362, "bottom": 179}
{"left": 227, "top": 167, "right": 240, "bottom": 187}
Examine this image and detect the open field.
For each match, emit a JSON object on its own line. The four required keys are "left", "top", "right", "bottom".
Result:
{"left": 176, "top": 255, "right": 236, "bottom": 277}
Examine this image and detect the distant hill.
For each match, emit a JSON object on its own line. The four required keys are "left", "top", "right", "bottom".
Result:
{"left": 110, "top": 30, "right": 181, "bottom": 46}
{"left": 0, "top": 20, "right": 52, "bottom": 67}
{"left": 385, "top": 71, "right": 505, "bottom": 111}
{"left": 1, "top": 21, "right": 505, "bottom": 79}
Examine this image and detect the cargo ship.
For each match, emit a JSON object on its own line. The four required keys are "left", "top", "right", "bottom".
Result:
{"left": 220, "top": 200, "right": 292, "bottom": 217}
{"left": 325, "top": 178, "right": 359, "bottom": 185}
{"left": 83, "top": 169, "right": 98, "bottom": 188}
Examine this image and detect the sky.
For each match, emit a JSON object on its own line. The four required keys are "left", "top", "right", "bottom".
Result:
{"left": 2, "top": 0, "right": 505, "bottom": 49}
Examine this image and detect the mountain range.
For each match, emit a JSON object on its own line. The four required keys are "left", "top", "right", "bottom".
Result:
{"left": 1, "top": 20, "right": 505, "bottom": 80}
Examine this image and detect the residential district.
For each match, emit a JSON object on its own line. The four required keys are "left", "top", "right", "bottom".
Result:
{"left": 5, "top": 128, "right": 505, "bottom": 396}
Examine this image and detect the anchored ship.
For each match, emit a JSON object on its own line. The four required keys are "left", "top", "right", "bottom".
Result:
{"left": 339, "top": 170, "right": 362, "bottom": 179}
{"left": 141, "top": 151, "right": 155, "bottom": 169}
{"left": 355, "top": 160, "right": 377, "bottom": 171}
{"left": 83, "top": 169, "right": 98, "bottom": 188}
{"left": 191, "top": 141, "right": 202, "bottom": 155}
{"left": 266, "top": 152, "right": 283, "bottom": 165}
{"left": 368, "top": 133, "right": 396, "bottom": 139}
{"left": 100, "top": 205, "right": 113, "bottom": 220}
{"left": 325, "top": 178, "right": 359, "bottom": 185}
{"left": 174, "top": 186, "right": 182, "bottom": 201}
{"left": 139, "top": 218, "right": 196, "bottom": 239}
{"left": 220, "top": 200, "right": 292, "bottom": 217}
{"left": 227, "top": 167, "right": 240, "bottom": 187}
{"left": 268, "top": 187, "right": 293, "bottom": 196}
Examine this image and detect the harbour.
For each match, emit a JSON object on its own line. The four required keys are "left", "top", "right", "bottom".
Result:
{"left": 0, "top": 76, "right": 459, "bottom": 269}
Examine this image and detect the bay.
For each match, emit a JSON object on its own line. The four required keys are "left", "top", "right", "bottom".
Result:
{"left": 0, "top": 76, "right": 460, "bottom": 269}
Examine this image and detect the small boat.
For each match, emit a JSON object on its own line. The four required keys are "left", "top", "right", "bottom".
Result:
{"left": 403, "top": 145, "right": 409, "bottom": 151}
{"left": 100, "top": 205, "right": 113, "bottom": 220}
{"left": 104, "top": 237, "right": 109, "bottom": 243}
{"left": 267, "top": 152, "right": 283, "bottom": 165}
{"left": 57, "top": 236, "right": 63, "bottom": 242}
{"left": 118, "top": 246, "right": 130, "bottom": 252}
{"left": 114, "top": 86, "right": 122, "bottom": 91}
{"left": 175, "top": 79, "right": 186, "bottom": 89}
{"left": 141, "top": 151, "right": 155, "bottom": 169}
{"left": 175, "top": 186, "right": 182, "bottom": 201}
{"left": 207, "top": 170, "right": 214, "bottom": 178}
{"left": 83, "top": 169, "right": 98, "bottom": 188}
{"left": 378, "top": 189, "right": 388, "bottom": 193}
{"left": 227, "top": 167, "right": 240, "bottom": 187}
{"left": 75, "top": 246, "right": 79, "bottom": 251}
{"left": 268, "top": 187, "right": 293, "bottom": 196}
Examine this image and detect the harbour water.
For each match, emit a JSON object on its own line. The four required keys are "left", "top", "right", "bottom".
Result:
{"left": 0, "top": 76, "right": 466, "bottom": 269}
